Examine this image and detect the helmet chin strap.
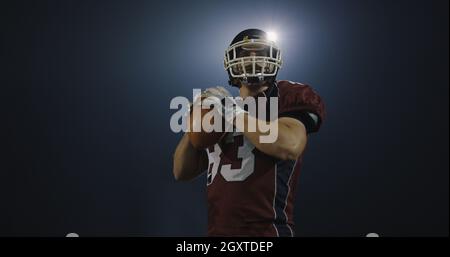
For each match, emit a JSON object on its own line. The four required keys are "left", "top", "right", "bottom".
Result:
{"left": 228, "top": 75, "right": 276, "bottom": 93}
{"left": 228, "top": 73, "right": 268, "bottom": 87}
{"left": 244, "top": 76, "right": 264, "bottom": 85}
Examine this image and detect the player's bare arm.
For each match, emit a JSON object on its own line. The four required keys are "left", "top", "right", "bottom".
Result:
{"left": 173, "top": 133, "right": 208, "bottom": 181}
{"left": 236, "top": 114, "right": 308, "bottom": 161}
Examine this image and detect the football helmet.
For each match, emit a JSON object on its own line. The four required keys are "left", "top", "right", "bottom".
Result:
{"left": 224, "top": 29, "right": 282, "bottom": 87}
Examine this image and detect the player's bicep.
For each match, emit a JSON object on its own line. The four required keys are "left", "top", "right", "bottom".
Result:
{"left": 279, "top": 111, "right": 320, "bottom": 134}
{"left": 278, "top": 117, "right": 308, "bottom": 158}
{"left": 278, "top": 117, "right": 307, "bottom": 140}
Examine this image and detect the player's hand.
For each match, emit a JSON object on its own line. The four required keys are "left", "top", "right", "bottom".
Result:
{"left": 187, "top": 86, "right": 230, "bottom": 130}
{"left": 192, "top": 86, "right": 246, "bottom": 130}
{"left": 192, "top": 86, "right": 230, "bottom": 107}
{"left": 204, "top": 87, "right": 246, "bottom": 128}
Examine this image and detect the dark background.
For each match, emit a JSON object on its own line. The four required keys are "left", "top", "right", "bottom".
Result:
{"left": 1, "top": 0, "right": 448, "bottom": 236}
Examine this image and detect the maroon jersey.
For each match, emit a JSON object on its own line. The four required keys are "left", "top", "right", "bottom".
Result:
{"left": 206, "top": 80, "right": 325, "bottom": 236}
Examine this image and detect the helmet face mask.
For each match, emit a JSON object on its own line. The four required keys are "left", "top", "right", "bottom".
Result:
{"left": 224, "top": 29, "right": 282, "bottom": 88}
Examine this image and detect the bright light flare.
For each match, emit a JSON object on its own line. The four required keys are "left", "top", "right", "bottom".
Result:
{"left": 266, "top": 31, "right": 278, "bottom": 42}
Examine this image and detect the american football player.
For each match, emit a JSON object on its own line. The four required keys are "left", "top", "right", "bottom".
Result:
{"left": 173, "top": 29, "right": 325, "bottom": 236}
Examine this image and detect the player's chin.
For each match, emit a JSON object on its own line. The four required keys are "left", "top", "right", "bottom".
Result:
{"left": 246, "top": 83, "right": 269, "bottom": 96}
{"left": 245, "top": 82, "right": 264, "bottom": 87}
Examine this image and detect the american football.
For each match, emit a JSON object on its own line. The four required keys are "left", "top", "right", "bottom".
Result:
{"left": 187, "top": 101, "right": 226, "bottom": 149}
